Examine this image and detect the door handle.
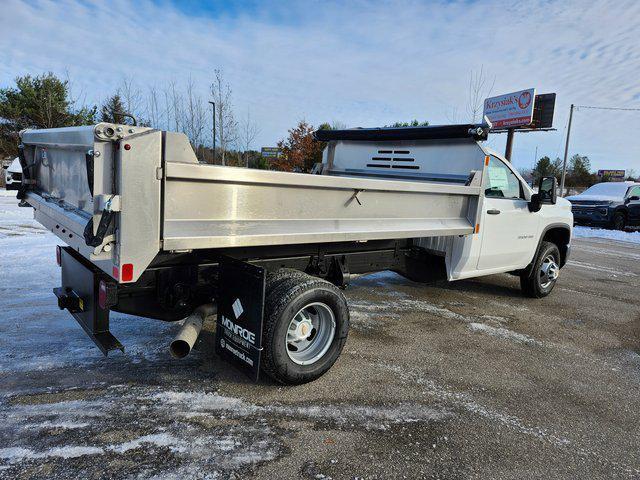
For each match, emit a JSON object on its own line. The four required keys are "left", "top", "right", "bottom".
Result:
{"left": 487, "top": 209, "right": 501, "bottom": 215}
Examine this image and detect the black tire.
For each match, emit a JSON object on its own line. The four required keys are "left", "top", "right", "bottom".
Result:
{"left": 261, "top": 273, "right": 350, "bottom": 385}
{"left": 612, "top": 212, "right": 626, "bottom": 231}
{"left": 520, "top": 241, "right": 561, "bottom": 298}
{"left": 266, "top": 268, "right": 310, "bottom": 295}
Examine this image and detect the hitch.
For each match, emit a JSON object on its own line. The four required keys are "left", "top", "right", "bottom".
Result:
{"left": 54, "top": 287, "right": 85, "bottom": 313}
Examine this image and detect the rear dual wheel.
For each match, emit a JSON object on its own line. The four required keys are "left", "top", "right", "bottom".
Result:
{"left": 261, "top": 271, "right": 350, "bottom": 385}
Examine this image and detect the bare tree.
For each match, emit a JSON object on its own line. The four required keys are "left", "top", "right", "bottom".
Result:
{"left": 210, "top": 69, "right": 237, "bottom": 165}
{"left": 182, "top": 77, "right": 208, "bottom": 160}
{"left": 445, "top": 106, "right": 460, "bottom": 124}
{"left": 117, "top": 77, "right": 147, "bottom": 125}
{"left": 238, "top": 108, "right": 261, "bottom": 167}
{"left": 466, "top": 66, "right": 495, "bottom": 123}
{"left": 165, "top": 80, "right": 184, "bottom": 133}
{"left": 146, "top": 85, "right": 163, "bottom": 129}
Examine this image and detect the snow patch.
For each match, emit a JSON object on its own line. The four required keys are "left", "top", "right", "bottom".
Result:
{"left": 468, "top": 322, "right": 541, "bottom": 346}
{"left": 567, "top": 259, "right": 637, "bottom": 277}
{"left": 0, "top": 445, "right": 103, "bottom": 463}
{"left": 270, "top": 403, "right": 449, "bottom": 429}
{"left": 573, "top": 226, "right": 640, "bottom": 245}
{"left": 109, "top": 433, "right": 186, "bottom": 454}
{"left": 23, "top": 421, "right": 91, "bottom": 430}
{"left": 151, "top": 390, "right": 258, "bottom": 416}
{"left": 151, "top": 389, "right": 448, "bottom": 429}
{"left": 350, "top": 298, "right": 468, "bottom": 322}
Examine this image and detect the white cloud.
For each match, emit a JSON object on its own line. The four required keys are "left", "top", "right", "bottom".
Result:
{"left": 1, "top": 0, "right": 639, "bottom": 171}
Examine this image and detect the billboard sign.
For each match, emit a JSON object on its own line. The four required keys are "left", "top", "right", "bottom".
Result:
{"left": 597, "top": 169, "right": 625, "bottom": 180}
{"left": 261, "top": 147, "right": 281, "bottom": 158}
{"left": 483, "top": 88, "right": 536, "bottom": 128}
{"left": 531, "top": 93, "right": 556, "bottom": 129}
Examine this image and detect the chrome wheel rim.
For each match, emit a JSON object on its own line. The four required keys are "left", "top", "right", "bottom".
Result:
{"left": 540, "top": 255, "right": 559, "bottom": 289}
{"left": 286, "top": 302, "right": 336, "bottom": 365}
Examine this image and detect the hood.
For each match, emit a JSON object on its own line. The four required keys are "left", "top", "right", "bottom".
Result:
{"left": 565, "top": 195, "right": 619, "bottom": 203}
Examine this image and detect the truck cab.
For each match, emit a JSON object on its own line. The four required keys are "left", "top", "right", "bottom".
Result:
{"left": 449, "top": 149, "right": 572, "bottom": 283}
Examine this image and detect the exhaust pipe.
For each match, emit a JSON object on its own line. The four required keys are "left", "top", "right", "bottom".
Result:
{"left": 170, "top": 303, "right": 216, "bottom": 359}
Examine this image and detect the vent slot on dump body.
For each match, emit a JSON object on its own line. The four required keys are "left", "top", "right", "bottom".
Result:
{"left": 367, "top": 149, "right": 419, "bottom": 170}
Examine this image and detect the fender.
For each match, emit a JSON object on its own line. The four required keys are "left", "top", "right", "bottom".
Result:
{"left": 527, "top": 223, "right": 571, "bottom": 269}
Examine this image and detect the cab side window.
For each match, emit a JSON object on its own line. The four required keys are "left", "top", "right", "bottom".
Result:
{"left": 485, "top": 157, "right": 522, "bottom": 199}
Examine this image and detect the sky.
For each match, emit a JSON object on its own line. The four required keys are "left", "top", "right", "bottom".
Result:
{"left": 1, "top": 0, "right": 639, "bottom": 173}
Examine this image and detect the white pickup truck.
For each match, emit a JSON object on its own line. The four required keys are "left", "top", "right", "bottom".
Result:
{"left": 11, "top": 122, "right": 572, "bottom": 384}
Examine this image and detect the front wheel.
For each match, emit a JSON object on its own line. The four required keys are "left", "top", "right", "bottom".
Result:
{"left": 612, "top": 212, "right": 626, "bottom": 231}
{"left": 261, "top": 272, "right": 350, "bottom": 384}
{"left": 520, "top": 241, "right": 561, "bottom": 298}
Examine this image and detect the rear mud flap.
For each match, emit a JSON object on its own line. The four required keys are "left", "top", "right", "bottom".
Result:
{"left": 55, "top": 247, "right": 123, "bottom": 355}
{"left": 215, "top": 256, "right": 266, "bottom": 381}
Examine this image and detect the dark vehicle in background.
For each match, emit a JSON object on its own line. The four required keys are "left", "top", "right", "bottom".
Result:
{"left": 567, "top": 182, "right": 640, "bottom": 230}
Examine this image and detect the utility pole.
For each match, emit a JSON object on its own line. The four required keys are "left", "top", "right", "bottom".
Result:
{"left": 208, "top": 101, "right": 216, "bottom": 163}
{"left": 504, "top": 128, "right": 515, "bottom": 162}
{"left": 560, "top": 104, "right": 574, "bottom": 197}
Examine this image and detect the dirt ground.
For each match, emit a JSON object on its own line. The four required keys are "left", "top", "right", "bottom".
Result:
{"left": 1, "top": 194, "right": 639, "bottom": 479}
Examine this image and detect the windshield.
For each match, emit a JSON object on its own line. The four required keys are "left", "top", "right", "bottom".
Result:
{"left": 579, "top": 183, "right": 630, "bottom": 199}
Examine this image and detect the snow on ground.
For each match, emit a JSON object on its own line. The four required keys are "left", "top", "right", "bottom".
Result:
{"left": 573, "top": 225, "right": 640, "bottom": 244}
{"left": 0, "top": 190, "right": 182, "bottom": 374}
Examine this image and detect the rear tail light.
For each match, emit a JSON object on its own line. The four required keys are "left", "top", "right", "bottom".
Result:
{"left": 56, "top": 246, "right": 61, "bottom": 266}
{"left": 122, "top": 263, "right": 134, "bottom": 282}
{"left": 98, "top": 280, "right": 117, "bottom": 310}
{"left": 98, "top": 281, "right": 107, "bottom": 309}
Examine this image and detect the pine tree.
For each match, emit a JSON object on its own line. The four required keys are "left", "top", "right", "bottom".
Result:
{"left": 0, "top": 73, "right": 96, "bottom": 157}
{"left": 100, "top": 94, "right": 127, "bottom": 124}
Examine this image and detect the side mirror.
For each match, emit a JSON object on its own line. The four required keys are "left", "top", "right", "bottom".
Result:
{"left": 528, "top": 193, "right": 542, "bottom": 212}
{"left": 538, "top": 176, "right": 557, "bottom": 205}
{"left": 627, "top": 195, "right": 640, "bottom": 202}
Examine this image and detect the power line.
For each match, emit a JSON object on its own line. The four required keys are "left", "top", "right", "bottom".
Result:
{"left": 554, "top": 112, "right": 569, "bottom": 160}
{"left": 559, "top": 102, "right": 640, "bottom": 195}
{"left": 574, "top": 105, "right": 640, "bottom": 112}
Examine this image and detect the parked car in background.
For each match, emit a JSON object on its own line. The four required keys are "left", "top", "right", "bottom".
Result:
{"left": 3, "top": 158, "right": 22, "bottom": 189}
{"left": 566, "top": 181, "right": 640, "bottom": 230}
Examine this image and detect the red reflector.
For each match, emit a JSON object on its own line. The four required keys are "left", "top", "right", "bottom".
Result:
{"left": 112, "top": 266, "right": 119, "bottom": 280}
{"left": 56, "top": 246, "right": 61, "bottom": 266}
{"left": 124, "top": 144, "right": 131, "bottom": 151}
{"left": 122, "top": 263, "right": 134, "bottom": 282}
{"left": 98, "top": 280, "right": 107, "bottom": 309}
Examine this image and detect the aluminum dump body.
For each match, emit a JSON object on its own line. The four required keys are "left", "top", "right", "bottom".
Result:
{"left": 163, "top": 163, "right": 480, "bottom": 250}
{"left": 18, "top": 123, "right": 488, "bottom": 283}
